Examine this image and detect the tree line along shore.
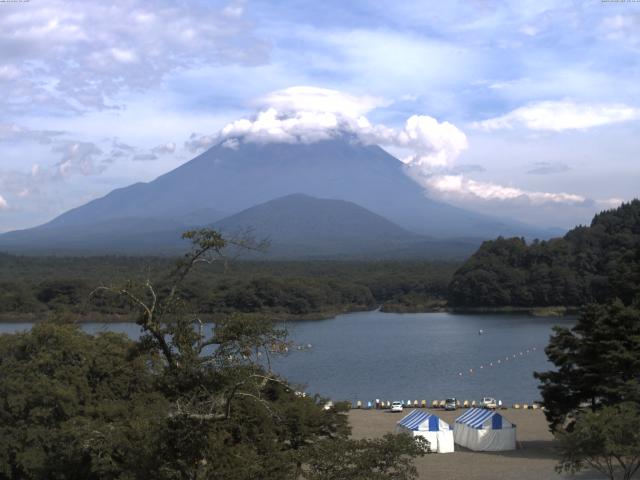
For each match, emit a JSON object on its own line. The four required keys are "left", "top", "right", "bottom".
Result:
{"left": 0, "top": 253, "right": 601, "bottom": 324}
{"left": 0, "top": 256, "right": 458, "bottom": 322}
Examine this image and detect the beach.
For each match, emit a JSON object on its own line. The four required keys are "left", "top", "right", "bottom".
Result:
{"left": 348, "top": 408, "right": 605, "bottom": 480}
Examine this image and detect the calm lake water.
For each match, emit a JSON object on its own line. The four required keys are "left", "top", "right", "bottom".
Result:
{"left": 0, "top": 310, "right": 573, "bottom": 405}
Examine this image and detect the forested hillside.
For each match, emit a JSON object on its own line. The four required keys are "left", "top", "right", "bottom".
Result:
{"left": 0, "top": 256, "right": 456, "bottom": 320}
{"left": 448, "top": 200, "right": 640, "bottom": 307}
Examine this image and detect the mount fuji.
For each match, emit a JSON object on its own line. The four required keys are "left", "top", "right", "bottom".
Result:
{"left": 0, "top": 137, "right": 556, "bottom": 257}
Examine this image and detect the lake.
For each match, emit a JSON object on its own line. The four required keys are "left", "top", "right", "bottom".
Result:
{"left": 0, "top": 310, "right": 573, "bottom": 405}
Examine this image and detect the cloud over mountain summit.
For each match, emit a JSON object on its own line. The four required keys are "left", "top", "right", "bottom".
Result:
{"left": 189, "top": 86, "right": 468, "bottom": 170}
{"left": 186, "top": 86, "right": 593, "bottom": 209}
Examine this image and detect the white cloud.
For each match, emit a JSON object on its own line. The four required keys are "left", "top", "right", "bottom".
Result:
{"left": 520, "top": 25, "right": 538, "bottom": 36}
{"left": 526, "top": 161, "right": 571, "bottom": 175}
{"left": 185, "top": 132, "right": 219, "bottom": 153}
{"left": 52, "top": 142, "right": 104, "bottom": 177}
{"left": 219, "top": 107, "right": 344, "bottom": 145}
{"left": 602, "top": 14, "right": 640, "bottom": 47}
{"left": 603, "top": 15, "right": 631, "bottom": 30}
{"left": 102, "top": 139, "right": 178, "bottom": 163}
{"left": 0, "top": 123, "right": 63, "bottom": 144}
{"left": 192, "top": 86, "right": 468, "bottom": 170}
{"left": 0, "top": 194, "right": 8, "bottom": 211}
{"left": 597, "top": 197, "right": 625, "bottom": 209}
{"left": 0, "top": 64, "right": 21, "bottom": 80}
{"left": 0, "top": 136, "right": 108, "bottom": 220}
{"left": 421, "top": 174, "right": 586, "bottom": 205}
{"left": 188, "top": 86, "right": 590, "bottom": 207}
{"left": 132, "top": 153, "right": 158, "bottom": 162}
{"left": 259, "top": 86, "right": 387, "bottom": 118}
{"left": 389, "top": 115, "right": 468, "bottom": 168}
{"left": 0, "top": 0, "right": 267, "bottom": 112}
{"left": 222, "top": 0, "right": 245, "bottom": 18}
{"left": 110, "top": 139, "right": 136, "bottom": 155}
{"left": 110, "top": 48, "right": 138, "bottom": 64}
{"left": 474, "top": 101, "right": 640, "bottom": 132}
{"left": 221, "top": 138, "right": 240, "bottom": 150}
{"left": 319, "top": 28, "right": 479, "bottom": 94}
{"left": 151, "top": 141, "right": 176, "bottom": 155}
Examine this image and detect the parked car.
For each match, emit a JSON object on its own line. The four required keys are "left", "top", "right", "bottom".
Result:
{"left": 444, "top": 398, "right": 457, "bottom": 411}
{"left": 391, "top": 401, "right": 403, "bottom": 412}
{"left": 481, "top": 397, "right": 497, "bottom": 409}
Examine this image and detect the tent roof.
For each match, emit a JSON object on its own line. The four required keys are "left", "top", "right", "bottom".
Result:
{"left": 455, "top": 408, "right": 512, "bottom": 430}
{"left": 397, "top": 410, "right": 449, "bottom": 431}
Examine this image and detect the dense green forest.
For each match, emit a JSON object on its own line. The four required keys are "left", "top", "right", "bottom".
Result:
{"left": 0, "top": 255, "right": 457, "bottom": 321}
{"left": 449, "top": 200, "right": 640, "bottom": 308}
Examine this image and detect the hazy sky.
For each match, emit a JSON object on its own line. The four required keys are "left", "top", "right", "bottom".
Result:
{"left": 1, "top": 0, "right": 639, "bottom": 232}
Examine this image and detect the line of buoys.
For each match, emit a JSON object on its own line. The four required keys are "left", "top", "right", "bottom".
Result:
{"left": 272, "top": 342, "right": 313, "bottom": 353}
{"left": 353, "top": 399, "right": 543, "bottom": 410}
{"left": 456, "top": 346, "right": 539, "bottom": 378}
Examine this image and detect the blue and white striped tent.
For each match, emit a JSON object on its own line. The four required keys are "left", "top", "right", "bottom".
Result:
{"left": 454, "top": 408, "right": 516, "bottom": 451}
{"left": 396, "top": 410, "right": 454, "bottom": 453}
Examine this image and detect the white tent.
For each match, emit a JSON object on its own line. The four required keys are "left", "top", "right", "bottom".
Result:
{"left": 396, "top": 410, "right": 455, "bottom": 453}
{"left": 453, "top": 408, "right": 516, "bottom": 451}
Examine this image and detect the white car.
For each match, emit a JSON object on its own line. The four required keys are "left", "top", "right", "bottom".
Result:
{"left": 391, "top": 401, "right": 403, "bottom": 412}
{"left": 481, "top": 397, "right": 497, "bottom": 409}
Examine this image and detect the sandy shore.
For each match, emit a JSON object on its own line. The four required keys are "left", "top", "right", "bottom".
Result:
{"left": 348, "top": 408, "right": 606, "bottom": 480}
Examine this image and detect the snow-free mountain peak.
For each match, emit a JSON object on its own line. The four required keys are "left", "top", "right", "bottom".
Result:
{"left": 0, "top": 137, "right": 556, "bottom": 255}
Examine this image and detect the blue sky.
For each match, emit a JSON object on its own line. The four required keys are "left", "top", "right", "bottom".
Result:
{"left": 0, "top": 0, "right": 639, "bottom": 231}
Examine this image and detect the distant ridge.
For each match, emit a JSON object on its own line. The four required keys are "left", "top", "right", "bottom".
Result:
{"left": 211, "top": 193, "right": 480, "bottom": 259}
{"left": 213, "top": 193, "right": 417, "bottom": 251}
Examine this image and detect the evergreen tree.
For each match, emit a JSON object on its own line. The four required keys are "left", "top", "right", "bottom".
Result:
{"left": 535, "top": 300, "right": 640, "bottom": 431}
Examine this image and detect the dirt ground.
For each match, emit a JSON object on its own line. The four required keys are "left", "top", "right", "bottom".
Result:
{"left": 348, "top": 408, "right": 607, "bottom": 480}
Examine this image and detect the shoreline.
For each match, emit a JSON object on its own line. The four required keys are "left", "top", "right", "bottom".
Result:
{"left": 0, "top": 306, "right": 375, "bottom": 324}
{"left": 0, "top": 304, "right": 579, "bottom": 324}
{"left": 445, "top": 305, "right": 580, "bottom": 317}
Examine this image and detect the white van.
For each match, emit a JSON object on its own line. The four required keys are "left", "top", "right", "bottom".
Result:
{"left": 481, "top": 397, "right": 497, "bottom": 409}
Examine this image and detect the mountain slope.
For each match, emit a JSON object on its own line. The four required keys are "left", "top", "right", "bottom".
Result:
{"left": 0, "top": 208, "right": 227, "bottom": 255}
{"left": 29, "top": 137, "right": 549, "bottom": 237}
{"left": 0, "top": 137, "right": 554, "bottom": 255}
{"left": 211, "top": 193, "right": 480, "bottom": 259}
{"left": 0, "top": 193, "right": 481, "bottom": 259}
{"left": 213, "top": 193, "right": 418, "bottom": 251}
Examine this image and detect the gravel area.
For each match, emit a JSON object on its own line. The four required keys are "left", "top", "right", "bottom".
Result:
{"left": 348, "top": 408, "right": 608, "bottom": 480}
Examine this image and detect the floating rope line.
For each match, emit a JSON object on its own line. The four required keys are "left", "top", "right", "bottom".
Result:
{"left": 456, "top": 347, "right": 539, "bottom": 378}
